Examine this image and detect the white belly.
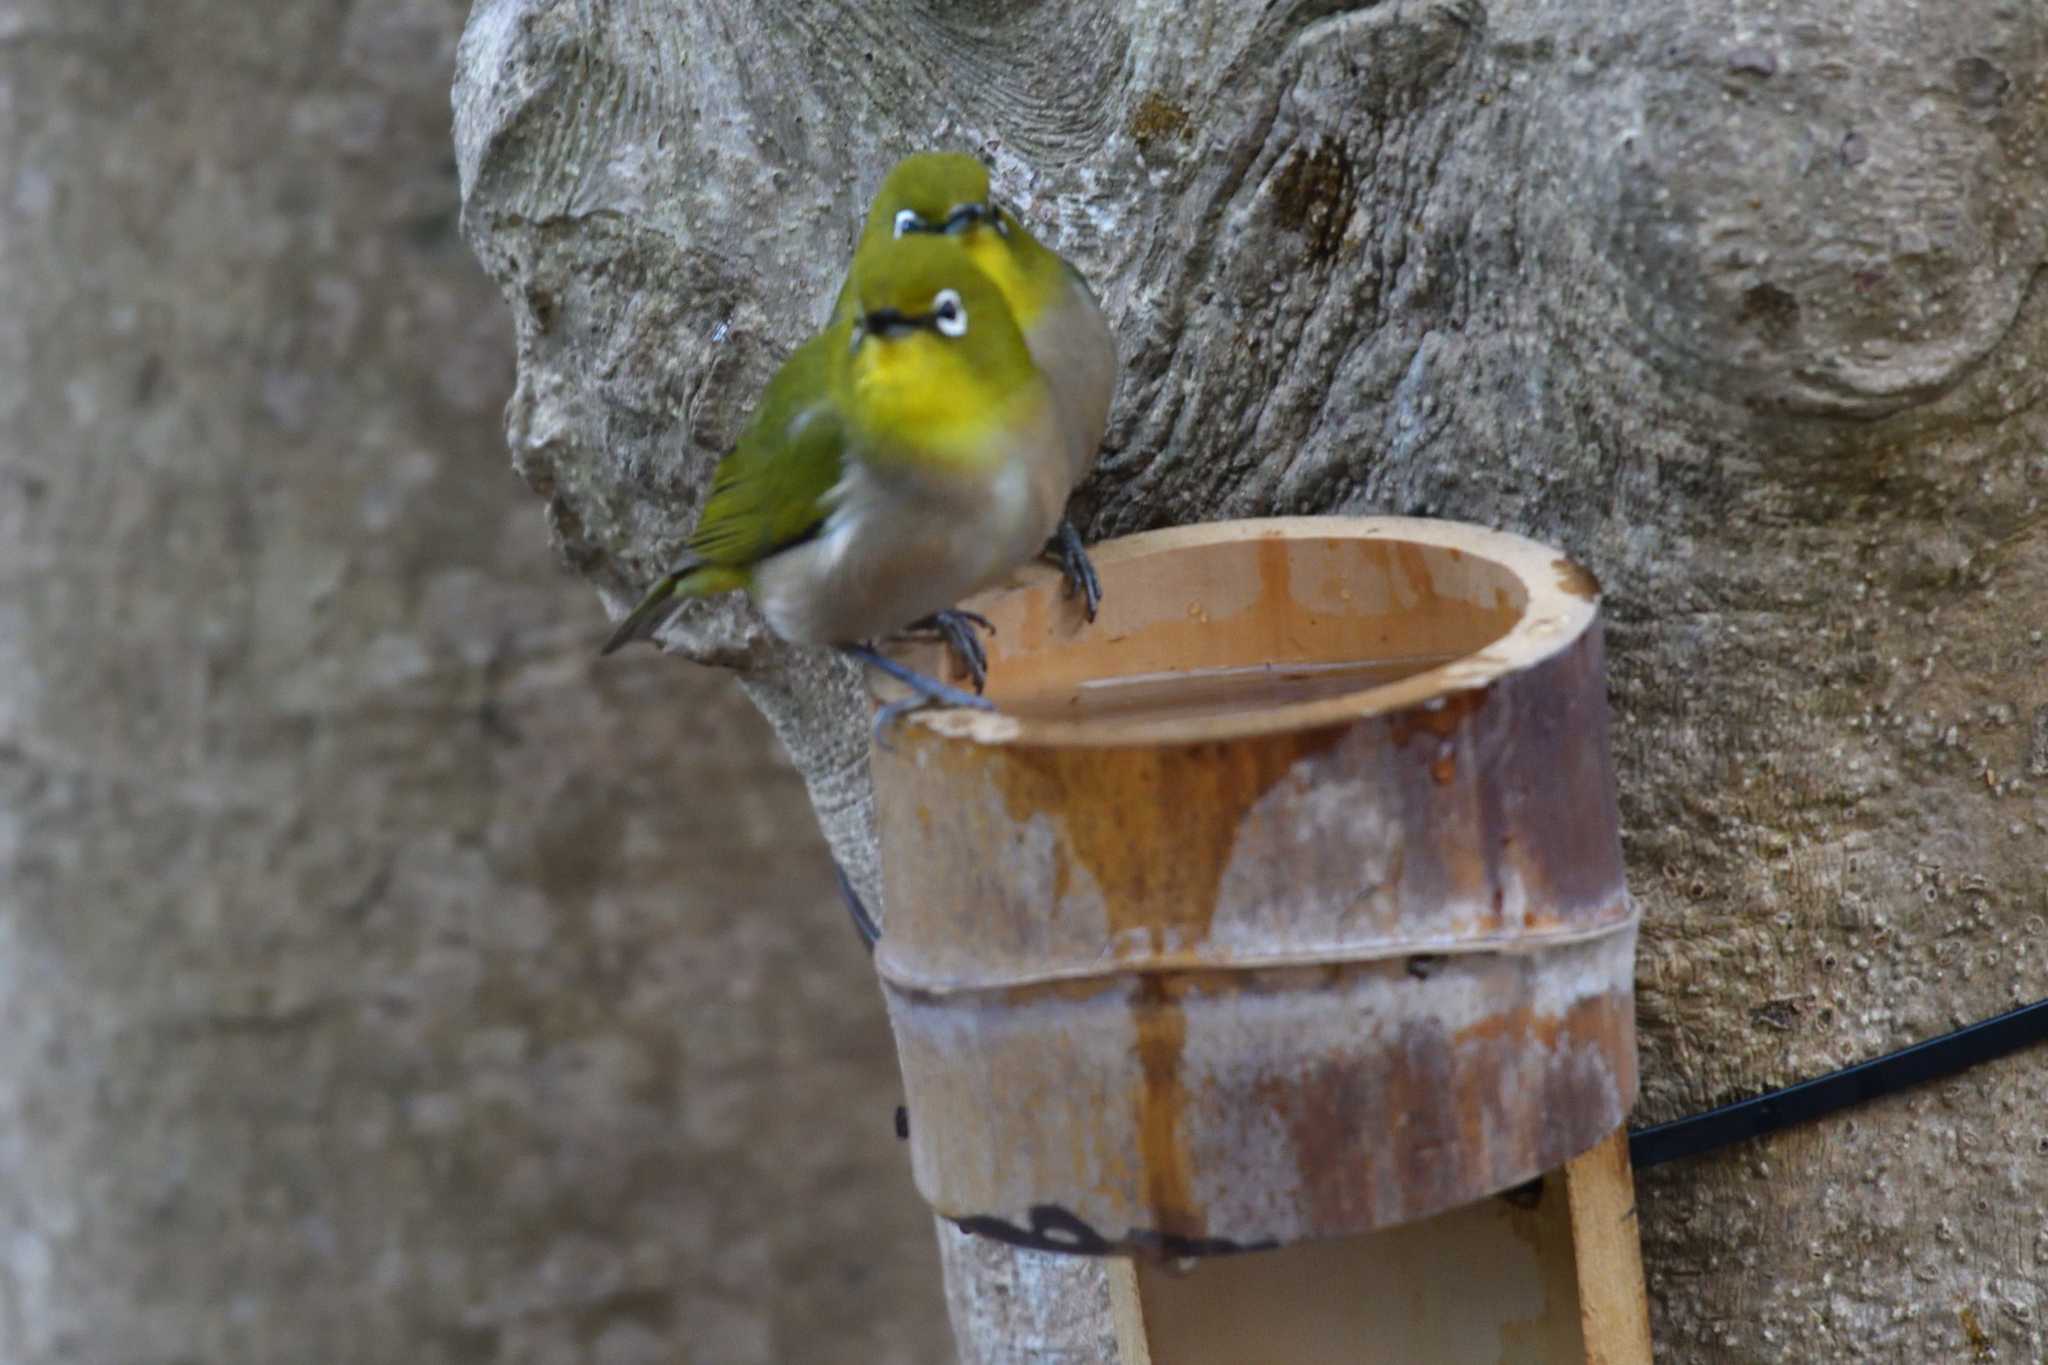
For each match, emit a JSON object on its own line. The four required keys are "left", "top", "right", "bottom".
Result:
{"left": 751, "top": 441, "right": 1063, "bottom": 646}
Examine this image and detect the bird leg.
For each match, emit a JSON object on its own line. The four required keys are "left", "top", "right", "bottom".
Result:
{"left": 842, "top": 643, "right": 996, "bottom": 748}
{"left": 897, "top": 609, "right": 995, "bottom": 692}
{"left": 1043, "top": 518, "right": 1101, "bottom": 622}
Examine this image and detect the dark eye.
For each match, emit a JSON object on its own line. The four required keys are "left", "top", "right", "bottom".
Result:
{"left": 989, "top": 200, "right": 1012, "bottom": 238}
{"left": 893, "top": 208, "right": 926, "bottom": 238}
{"left": 932, "top": 289, "right": 967, "bottom": 338}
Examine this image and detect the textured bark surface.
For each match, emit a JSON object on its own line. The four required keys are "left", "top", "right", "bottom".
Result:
{"left": 455, "top": 0, "right": 2048, "bottom": 1360}
{"left": 0, "top": 2, "right": 945, "bottom": 1362}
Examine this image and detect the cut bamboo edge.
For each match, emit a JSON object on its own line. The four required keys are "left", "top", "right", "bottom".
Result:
{"left": 886, "top": 516, "right": 1606, "bottom": 749}
{"left": 863, "top": 515, "right": 1644, "bottom": 1280}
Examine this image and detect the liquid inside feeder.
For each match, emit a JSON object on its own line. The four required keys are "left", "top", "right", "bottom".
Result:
{"left": 1000, "top": 654, "right": 1464, "bottom": 725}
{"left": 889, "top": 521, "right": 1538, "bottom": 745}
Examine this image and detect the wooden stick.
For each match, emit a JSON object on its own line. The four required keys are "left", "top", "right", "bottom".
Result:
{"left": 1106, "top": 1257, "right": 1155, "bottom": 1365}
{"left": 1563, "top": 1127, "right": 1654, "bottom": 1364}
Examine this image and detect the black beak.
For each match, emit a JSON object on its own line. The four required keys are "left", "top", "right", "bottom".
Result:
{"left": 860, "top": 307, "right": 920, "bottom": 339}
{"left": 856, "top": 306, "right": 949, "bottom": 343}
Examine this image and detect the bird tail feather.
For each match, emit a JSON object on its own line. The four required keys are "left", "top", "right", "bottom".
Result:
{"left": 598, "top": 561, "right": 747, "bottom": 656}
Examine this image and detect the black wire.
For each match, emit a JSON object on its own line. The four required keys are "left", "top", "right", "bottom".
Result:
{"left": 1630, "top": 995, "right": 2048, "bottom": 1169}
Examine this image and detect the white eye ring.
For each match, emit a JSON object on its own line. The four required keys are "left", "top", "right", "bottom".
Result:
{"left": 932, "top": 289, "right": 967, "bottom": 338}
{"left": 893, "top": 208, "right": 922, "bottom": 238}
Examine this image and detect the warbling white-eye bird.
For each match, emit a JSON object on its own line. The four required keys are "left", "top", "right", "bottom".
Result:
{"left": 601, "top": 234, "right": 1074, "bottom": 735}
{"left": 840, "top": 151, "right": 1117, "bottom": 619}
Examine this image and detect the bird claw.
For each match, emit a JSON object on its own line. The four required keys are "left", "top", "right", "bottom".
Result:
{"left": 941, "top": 608, "right": 996, "bottom": 635}
{"left": 843, "top": 644, "right": 997, "bottom": 751}
{"left": 901, "top": 609, "right": 996, "bottom": 692}
{"left": 1044, "top": 519, "right": 1101, "bottom": 622}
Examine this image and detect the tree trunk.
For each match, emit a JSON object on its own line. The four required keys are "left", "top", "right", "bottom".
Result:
{"left": 0, "top": 2, "right": 944, "bottom": 1361}
{"left": 455, "top": 0, "right": 2048, "bottom": 1359}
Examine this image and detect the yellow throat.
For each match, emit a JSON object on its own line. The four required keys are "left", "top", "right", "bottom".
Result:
{"left": 849, "top": 332, "right": 1023, "bottom": 470}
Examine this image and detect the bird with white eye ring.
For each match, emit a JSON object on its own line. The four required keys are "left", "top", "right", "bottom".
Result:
{"left": 852, "top": 153, "right": 1116, "bottom": 622}
{"left": 602, "top": 235, "right": 1071, "bottom": 739}
{"left": 604, "top": 152, "right": 1116, "bottom": 715}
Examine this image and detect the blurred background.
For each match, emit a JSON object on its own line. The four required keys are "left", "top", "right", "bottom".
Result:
{"left": 0, "top": 2, "right": 950, "bottom": 1360}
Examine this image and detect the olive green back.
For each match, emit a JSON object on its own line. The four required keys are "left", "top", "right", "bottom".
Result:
{"left": 686, "top": 327, "right": 848, "bottom": 568}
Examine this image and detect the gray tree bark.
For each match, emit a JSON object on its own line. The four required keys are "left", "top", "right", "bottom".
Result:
{"left": 0, "top": 2, "right": 946, "bottom": 1361}
{"left": 456, "top": 0, "right": 2048, "bottom": 1360}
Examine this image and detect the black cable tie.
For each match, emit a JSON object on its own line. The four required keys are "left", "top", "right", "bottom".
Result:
{"left": 1630, "top": 994, "right": 2048, "bottom": 1170}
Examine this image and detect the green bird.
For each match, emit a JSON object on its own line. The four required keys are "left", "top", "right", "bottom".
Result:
{"left": 602, "top": 235, "right": 1074, "bottom": 732}
{"left": 843, "top": 152, "right": 1117, "bottom": 618}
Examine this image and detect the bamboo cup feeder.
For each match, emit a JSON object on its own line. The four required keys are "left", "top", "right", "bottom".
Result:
{"left": 866, "top": 516, "right": 1639, "bottom": 1258}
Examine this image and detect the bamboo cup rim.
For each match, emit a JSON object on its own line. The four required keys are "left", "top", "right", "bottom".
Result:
{"left": 884, "top": 516, "right": 1602, "bottom": 749}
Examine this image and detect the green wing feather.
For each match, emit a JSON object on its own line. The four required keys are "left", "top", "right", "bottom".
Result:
{"left": 687, "top": 329, "right": 845, "bottom": 567}
{"left": 600, "top": 329, "right": 848, "bottom": 655}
